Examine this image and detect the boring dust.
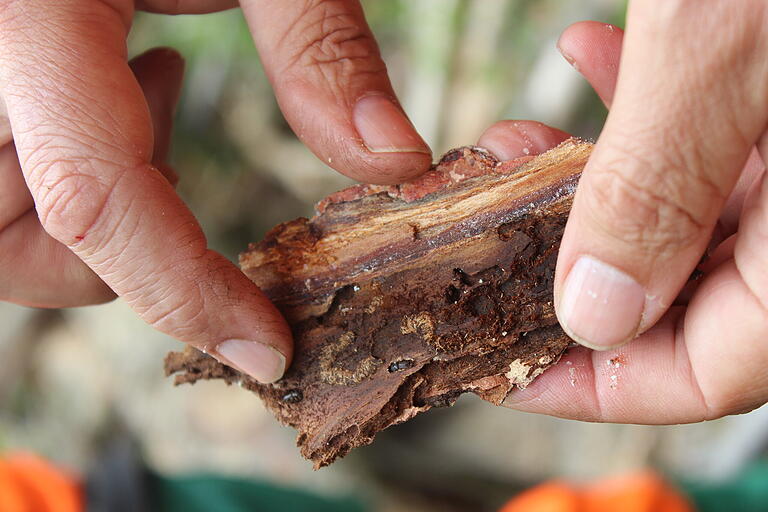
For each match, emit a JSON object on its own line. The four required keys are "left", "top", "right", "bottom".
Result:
{"left": 563, "top": 354, "right": 627, "bottom": 389}
{"left": 605, "top": 355, "right": 627, "bottom": 390}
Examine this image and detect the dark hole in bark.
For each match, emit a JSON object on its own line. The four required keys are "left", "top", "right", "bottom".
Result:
{"left": 445, "top": 285, "right": 461, "bottom": 304}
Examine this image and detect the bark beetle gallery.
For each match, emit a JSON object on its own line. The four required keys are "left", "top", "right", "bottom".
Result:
{"left": 165, "top": 139, "right": 592, "bottom": 468}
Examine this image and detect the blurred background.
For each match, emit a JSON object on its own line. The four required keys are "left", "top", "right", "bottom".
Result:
{"left": 3, "top": 1, "right": 768, "bottom": 510}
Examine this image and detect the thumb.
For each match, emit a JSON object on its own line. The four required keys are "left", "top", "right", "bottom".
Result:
{"left": 555, "top": 1, "right": 768, "bottom": 349}
{"left": 0, "top": 0, "right": 292, "bottom": 382}
{"left": 240, "top": 0, "right": 432, "bottom": 184}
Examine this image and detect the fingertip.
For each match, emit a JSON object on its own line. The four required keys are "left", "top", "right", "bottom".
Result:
{"left": 212, "top": 274, "right": 295, "bottom": 377}
{"left": 556, "top": 21, "right": 623, "bottom": 105}
{"left": 179, "top": 265, "right": 294, "bottom": 383}
{"left": 557, "top": 21, "right": 623, "bottom": 61}
{"left": 556, "top": 22, "right": 586, "bottom": 68}
{"left": 477, "top": 120, "right": 570, "bottom": 161}
{"left": 242, "top": 0, "right": 433, "bottom": 186}
{"left": 273, "top": 84, "right": 433, "bottom": 185}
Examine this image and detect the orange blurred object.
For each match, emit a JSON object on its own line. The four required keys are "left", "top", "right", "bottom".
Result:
{"left": 499, "top": 481, "right": 581, "bottom": 512}
{"left": 499, "top": 471, "right": 693, "bottom": 512}
{"left": 0, "top": 453, "right": 83, "bottom": 512}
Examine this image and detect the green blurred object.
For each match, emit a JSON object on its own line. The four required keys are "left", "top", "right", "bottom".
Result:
{"left": 682, "top": 460, "right": 768, "bottom": 512}
{"left": 146, "top": 472, "right": 367, "bottom": 512}
{"left": 147, "top": 474, "right": 367, "bottom": 512}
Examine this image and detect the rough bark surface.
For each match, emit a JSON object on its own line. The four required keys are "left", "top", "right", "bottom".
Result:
{"left": 165, "top": 139, "right": 592, "bottom": 468}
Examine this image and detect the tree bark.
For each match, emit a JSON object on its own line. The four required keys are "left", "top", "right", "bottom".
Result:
{"left": 165, "top": 139, "right": 592, "bottom": 468}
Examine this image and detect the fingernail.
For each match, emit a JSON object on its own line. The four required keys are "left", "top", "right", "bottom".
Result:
{"left": 216, "top": 339, "right": 286, "bottom": 383}
{"left": 557, "top": 44, "right": 579, "bottom": 72}
{"left": 154, "top": 46, "right": 184, "bottom": 65}
{"left": 558, "top": 256, "right": 645, "bottom": 350}
{"left": 353, "top": 94, "right": 431, "bottom": 154}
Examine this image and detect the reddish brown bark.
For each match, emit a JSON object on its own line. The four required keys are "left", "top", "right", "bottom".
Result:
{"left": 165, "top": 139, "right": 592, "bottom": 468}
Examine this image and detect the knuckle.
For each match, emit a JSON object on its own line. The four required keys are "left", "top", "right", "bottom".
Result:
{"left": 30, "top": 157, "right": 115, "bottom": 246}
{"left": 584, "top": 146, "right": 719, "bottom": 255}
{"left": 699, "top": 380, "right": 765, "bottom": 420}
{"left": 282, "top": 1, "right": 385, "bottom": 86}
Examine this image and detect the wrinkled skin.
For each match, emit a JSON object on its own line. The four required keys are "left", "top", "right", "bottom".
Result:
{"left": 2, "top": 0, "right": 768, "bottom": 424}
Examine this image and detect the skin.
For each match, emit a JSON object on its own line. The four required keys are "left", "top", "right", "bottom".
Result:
{"left": 2, "top": 1, "right": 768, "bottom": 423}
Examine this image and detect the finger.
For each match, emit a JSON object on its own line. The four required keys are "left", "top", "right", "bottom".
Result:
{"left": 0, "top": 0, "right": 291, "bottom": 383}
{"left": 0, "top": 45, "right": 186, "bottom": 307}
{"left": 557, "top": 21, "right": 624, "bottom": 107}
{"left": 0, "top": 143, "right": 32, "bottom": 231}
{"left": 476, "top": 120, "right": 570, "bottom": 161}
{"left": 554, "top": 2, "right": 768, "bottom": 350}
{"left": 129, "top": 47, "right": 185, "bottom": 185}
{"left": 240, "top": 0, "right": 432, "bottom": 184}
{"left": 0, "top": 211, "right": 114, "bottom": 307}
{"left": 679, "top": 141, "right": 768, "bottom": 417}
{"left": 504, "top": 308, "right": 711, "bottom": 423}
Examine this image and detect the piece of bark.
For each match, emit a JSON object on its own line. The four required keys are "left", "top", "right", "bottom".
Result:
{"left": 165, "top": 139, "right": 592, "bottom": 468}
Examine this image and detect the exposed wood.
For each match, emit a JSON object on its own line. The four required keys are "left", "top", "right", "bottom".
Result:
{"left": 165, "top": 139, "right": 592, "bottom": 468}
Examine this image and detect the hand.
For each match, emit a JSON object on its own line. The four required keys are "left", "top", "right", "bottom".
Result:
{"left": 0, "top": 0, "right": 430, "bottom": 383}
{"left": 483, "top": 13, "right": 768, "bottom": 424}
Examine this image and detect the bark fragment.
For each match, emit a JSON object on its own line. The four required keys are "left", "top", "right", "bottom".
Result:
{"left": 165, "top": 139, "right": 592, "bottom": 468}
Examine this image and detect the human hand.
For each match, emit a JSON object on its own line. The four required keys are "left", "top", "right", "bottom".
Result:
{"left": 0, "top": 0, "right": 430, "bottom": 383}
{"left": 482, "top": 12, "right": 768, "bottom": 424}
